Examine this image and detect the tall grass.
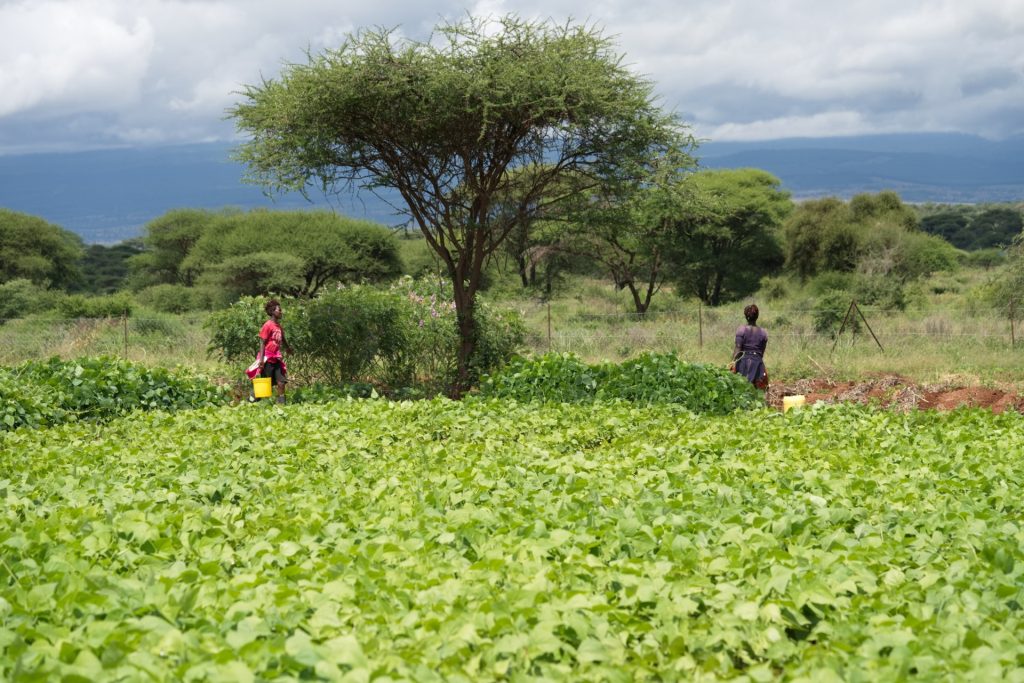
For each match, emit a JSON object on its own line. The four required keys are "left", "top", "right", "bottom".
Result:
{"left": 3, "top": 271, "right": 1023, "bottom": 389}
{"left": 502, "top": 274, "right": 1024, "bottom": 388}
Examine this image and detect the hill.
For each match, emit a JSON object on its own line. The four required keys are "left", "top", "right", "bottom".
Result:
{"left": 0, "top": 143, "right": 404, "bottom": 244}
{"left": 0, "top": 134, "right": 1022, "bottom": 244}
{"left": 699, "top": 133, "right": 1024, "bottom": 203}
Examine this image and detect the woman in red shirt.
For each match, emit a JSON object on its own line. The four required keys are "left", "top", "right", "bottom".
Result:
{"left": 257, "top": 299, "right": 291, "bottom": 403}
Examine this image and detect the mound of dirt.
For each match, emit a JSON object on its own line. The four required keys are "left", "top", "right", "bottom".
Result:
{"left": 768, "top": 376, "right": 1024, "bottom": 413}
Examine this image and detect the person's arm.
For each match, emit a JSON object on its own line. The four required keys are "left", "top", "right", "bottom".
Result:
{"left": 281, "top": 326, "right": 292, "bottom": 354}
{"left": 732, "top": 327, "right": 745, "bottom": 361}
{"left": 258, "top": 337, "right": 267, "bottom": 368}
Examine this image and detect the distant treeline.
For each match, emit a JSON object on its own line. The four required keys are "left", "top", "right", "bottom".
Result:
{"left": 915, "top": 203, "right": 1024, "bottom": 251}
{"left": 2, "top": 195, "right": 1024, "bottom": 320}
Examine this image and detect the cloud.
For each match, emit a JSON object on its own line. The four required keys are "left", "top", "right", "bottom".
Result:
{"left": 0, "top": 0, "right": 1022, "bottom": 152}
{"left": 0, "top": 0, "right": 154, "bottom": 117}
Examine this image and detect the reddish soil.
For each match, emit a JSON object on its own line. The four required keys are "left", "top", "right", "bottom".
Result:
{"left": 768, "top": 375, "right": 1024, "bottom": 413}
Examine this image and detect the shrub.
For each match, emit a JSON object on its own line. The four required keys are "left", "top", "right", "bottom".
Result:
{"left": 854, "top": 274, "right": 907, "bottom": 311}
{"left": 300, "top": 286, "right": 409, "bottom": 388}
{"left": 55, "top": 292, "right": 134, "bottom": 318}
{"left": 758, "top": 276, "right": 789, "bottom": 301}
{"left": 0, "top": 279, "right": 59, "bottom": 320}
{"left": 390, "top": 277, "right": 525, "bottom": 395}
{"left": 206, "top": 281, "right": 524, "bottom": 395}
{"left": 808, "top": 271, "right": 855, "bottom": 295}
{"left": 813, "top": 290, "right": 860, "bottom": 337}
{"left": 135, "top": 283, "right": 213, "bottom": 313}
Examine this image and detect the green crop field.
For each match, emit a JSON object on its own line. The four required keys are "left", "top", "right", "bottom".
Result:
{"left": 2, "top": 398, "right": 1023, "bottom": 681}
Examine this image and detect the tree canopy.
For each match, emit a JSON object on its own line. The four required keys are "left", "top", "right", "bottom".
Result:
{"left": 131, "top": 209, "right": 401, "bottom": 302}
{"left": 182, "top": 210, "right": 402, "bottom": 298}
{"left": 664, "top": 169, "right": 790, "bottom": 306}
{"left": 230, "top": 15, "right": 691, "bottom": 394}
{"left": 0, "top": 209, "right": 84, "bottom": 289}
{"left": 919, "top": 204, "right": 1024, "bottom": 250}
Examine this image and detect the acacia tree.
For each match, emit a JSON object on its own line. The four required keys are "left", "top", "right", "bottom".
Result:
{"left": 182, "top": 210, "right": 401, "bottom": 298}
{"left": 556, "top": 150, "right": 695, "bottom": 315}
{"left": 0, "top": 209, "right": 84, "bottom": 289}
{"left": 664, "top": 169, "right": 791, "bottom": 306}
{"left": 230, "top": 15, "right": 687, "bottom": 395}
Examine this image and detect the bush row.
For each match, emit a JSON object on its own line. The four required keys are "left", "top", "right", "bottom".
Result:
{"left": 0, "top": 357, "right": 226, "bottom": 431}
{"left": 478, "top": 352, "right": 762, "bottom": 414}
{"left": 205, "top": 277, "right": 525, "bottom": 396}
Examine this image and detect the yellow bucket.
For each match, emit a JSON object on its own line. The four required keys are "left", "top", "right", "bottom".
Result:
{"left": 783, "top": 395, "right": 806, "bottom": 413}
{"left": 252, "top": 377, "right": 272, "bottom": 399}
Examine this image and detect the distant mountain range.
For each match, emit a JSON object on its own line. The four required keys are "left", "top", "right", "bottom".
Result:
{"left": 699, "top": 133, "right": 1024, "bottom": 203}
{"left": 1, "top": 133, "right": 1022, "bottom": 245}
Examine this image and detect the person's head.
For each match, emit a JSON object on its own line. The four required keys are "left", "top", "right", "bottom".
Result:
{"left": 265, "top": 299, "right": 281, "bottom": 318}
{"left": 743, "top": 304, "right": 759, "bottom": 325}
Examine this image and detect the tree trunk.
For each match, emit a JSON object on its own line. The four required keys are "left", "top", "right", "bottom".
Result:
{"left": 626, "top": 282, "right": 648, "bottom": 316}
{"left": 449, "top": 235, "right": 484, "bottom": 399}
{"left": 710, "top": 272, "right": 724, "bottom": 307}
{"left": 517, "top": 254, "right": 529, "bottom": 287}
{"left": 453, "top": 294, "right": 476, "bottom": 399}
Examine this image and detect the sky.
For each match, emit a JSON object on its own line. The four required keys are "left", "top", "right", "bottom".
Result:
{"left": 1, "top": 0, "right": 1022, "bottom": 154}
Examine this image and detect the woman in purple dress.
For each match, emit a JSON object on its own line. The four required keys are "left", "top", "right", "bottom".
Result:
{"left": 732, "top": 304, "right": 768, "bottom": 390}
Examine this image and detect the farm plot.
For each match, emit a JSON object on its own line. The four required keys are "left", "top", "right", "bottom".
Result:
{"left": 1, "top": 399, "right": 1023, "bottom": 681}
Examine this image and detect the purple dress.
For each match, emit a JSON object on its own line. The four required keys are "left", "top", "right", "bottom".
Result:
{"left": 734, "top": 325, "right": 768, "bottom": 386}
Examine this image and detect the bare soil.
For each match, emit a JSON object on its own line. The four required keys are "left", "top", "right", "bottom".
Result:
{"left": 768, "top": 375, "right": 1024, "bottom": 413}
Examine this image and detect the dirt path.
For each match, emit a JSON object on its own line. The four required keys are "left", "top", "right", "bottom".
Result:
{"left": 768, "top": 376, "right": 1024, "bottom": 413}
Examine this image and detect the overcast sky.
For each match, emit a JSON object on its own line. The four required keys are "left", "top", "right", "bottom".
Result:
{"left": 1, "top": 0, "right": 1022, "bottom": 154}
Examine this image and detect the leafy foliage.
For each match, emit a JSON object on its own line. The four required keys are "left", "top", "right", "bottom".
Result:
{"left": 206, "top": 280, "right": 524, "bottom": 394}
{"left": 54, "top": 292, "right": 135, "bottom": 319}
{"left": 480, "top": 352, "right": 760, "bottom": 413}
{"left": 920, "top": 205, "right": 1024, "bottom": 250}
{"left": 130, "top": 209, "right": 402, "bottom": 303}
{"left": 0, "top": 357, "right": 226, "bottom": 430}
{"left": 813, "top": 291, "right": 862, "bottom": 337}
{"left": 1, "top": 400, "right": 1022, "bottom": 679}
{"left": 665, "top": 168, "right": 790, "bottom": 305}
{"left": 129, "top": 208, "right": 219, "bottom": 288}
{"left": 183, "top": 210, "right": 402, "bottom": 300}
{"left": 785, "top": 192, "right": 958, "bottom": 285}
{"left": 134, "top": 283, "right": 215, "bottom": 313}
{"left": 69, "top": 241, "right": 144, "bottom": 295}
{"left": 0, "top": 208, "right": 84, "bottom": 289}
{"left": 0, "top": 279, "right": 60, "bottom": 321}
{"left": 230, "top": 14, "right": 690, "bottom": 393}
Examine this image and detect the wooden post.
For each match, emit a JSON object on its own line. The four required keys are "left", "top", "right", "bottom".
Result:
{"left": 831, "top": 300, "right": 856, "bottom": 355}
{"left": 1011, "top": 299, "right": 1017, "bottom": 348}
{"left": 855, "top": 303, "right": 884, "bottom": 352}
{"left": 122, "top": 311, "right": 129, "bottom": 358}
{"left": 547, "top": 300, "right": 552, "bottom": 350}
{"left": 698, "top": 302, "right": 704, "bottom": 350}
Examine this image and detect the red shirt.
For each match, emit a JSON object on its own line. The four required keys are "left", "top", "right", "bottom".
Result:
{"left": 260, "top": 320, "right": 284, "bottom": 362}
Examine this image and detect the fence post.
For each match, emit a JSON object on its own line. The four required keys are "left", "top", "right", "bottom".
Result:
{"left": 122, "top": 310, "right": 129, "bottom": 358}
{"left": 546, "top": 300, "right": 552, "bottom": 350}
{"left": 698, "top": 302, "right": 703, "bottom": 349}
{"left": 1011, "top": 299, "right": 1017, "bottom": 348}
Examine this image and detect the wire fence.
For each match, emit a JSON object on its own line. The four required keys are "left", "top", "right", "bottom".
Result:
{"left": 1, "top": 298, "right": 1022, "bottom": 367}
{"left": 517, "top": 299, "right": 1024, "bottom": 364}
